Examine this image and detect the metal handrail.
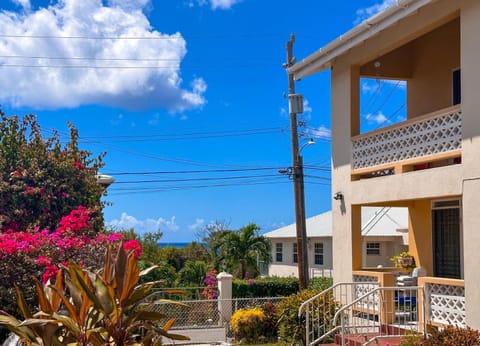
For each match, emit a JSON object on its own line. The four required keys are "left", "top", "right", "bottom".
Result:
{"left": 333, "top": 285, "right": 425, "bottom": 346}
{"left": 299, "top": 281, "right": 379, "bottom": 346}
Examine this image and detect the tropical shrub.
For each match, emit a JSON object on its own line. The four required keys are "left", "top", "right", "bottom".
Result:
{"left": 0, "top": 244, "right": 190, "bottom": 345}
{"left": 0, "top": 112, "right": 105, "bottom": 232}
{"left": 177, "top": 260, "right": 208, "bottom": 287}
{"left": 138, "top": 260, "right": 178, "bottom": 287}
{"left": 309, "top": 277, "right": 333, "bottom": 291}
{"left": 233, "top": 276, "right": 299, "bottom": 298}
{"left": 202, "top": 268, "right": 218, "bottom": 299}
{"left": 276, "top": 289, "right": 338, "bottom": 344}
{"left": 0, "top": 207, "right": 131, "bottom": 340}
{"left": 400, "top": 325, "right": 480, "bottom": 346}
{"left": 0, "top": 206, "right": 124, "bottom": 324}
{"left": 261, "top": 302, "right": 278, "bottom": 341}
{"left": 230, "top": 307, "right": 265, "bottom": 342}
{"left": 215, "top": 223, "right": 271, "bottom": 279}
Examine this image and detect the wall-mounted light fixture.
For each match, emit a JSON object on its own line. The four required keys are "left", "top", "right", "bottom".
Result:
{"left": 333, "top": 192, "right": 344, "bottom": 201}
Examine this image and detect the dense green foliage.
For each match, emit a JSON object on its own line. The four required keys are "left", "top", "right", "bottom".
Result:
{"left": 276, "top": 289, "right": 338, "bottom": 345}
{"left": 233, "top": 277, "right": 299, "bottom": 298}
{"left": 229, "top": 302, "right": 279, "bottom": 343}
{"left": 309, "top": 277, "right": 334, "bottom": 291}
{"left": 177, "top": 260, "right": 208, "bottom": 287}
{"left": 0, "top": 244, "right": 189, "bottom": 345}
{"left": 214, "top": 223, "right": 271, "bottom": 279}
{"left": 230, "top": 307, "right": 266, "bottom": 342}
{"left": 400, "top": 326, "right": 480, "bottom": 346}
{"left": 0, "top": 112, "right": 105, "bottom": 232}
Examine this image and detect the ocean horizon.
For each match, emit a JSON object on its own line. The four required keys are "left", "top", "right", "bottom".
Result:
{"left": 158, "top": 242, "right": 191, "bottom": 248}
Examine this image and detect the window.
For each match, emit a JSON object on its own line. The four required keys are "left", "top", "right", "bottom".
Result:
{"left": 314, "top": 243, "right": 323, "bottom": 265}
{"left": 432, "top": 200, "right": 462, "bottom": 279}
{"left": 452, "top": 68, "right": 461, "bottom": 105}
{"left": 276, "top": 243, "right": 283, "bottom": 262}
{"left": 366, "top": 242, "right": 381, "bottom": 255}
{"left": 293, "top": 243, "right": 298, "bottom": 263}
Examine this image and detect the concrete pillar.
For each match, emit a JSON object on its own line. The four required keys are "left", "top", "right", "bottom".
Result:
{"left": 217, "top": 271, "right": 233, "bottom": 325}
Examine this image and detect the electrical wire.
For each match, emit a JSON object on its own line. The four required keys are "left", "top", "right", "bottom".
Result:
{"left": 78, "top": 126, "right": 287, "bottom": 142}
{"left": 0, "top": 33, "right": 286, "bottom": 40}
{"left": 107, "top": 177, "right": 329, "bottom": 195}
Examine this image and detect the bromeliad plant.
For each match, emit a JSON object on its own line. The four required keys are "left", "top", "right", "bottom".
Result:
{"left": 0, "top": 244, "right": 190, "bottom": 345}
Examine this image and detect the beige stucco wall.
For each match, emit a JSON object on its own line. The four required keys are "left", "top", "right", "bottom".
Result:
{"left": 407, "top": 18, "right": 460, "bottom": 117}
{"left": 459, "top": 0, "right": 480, "bottom": 330}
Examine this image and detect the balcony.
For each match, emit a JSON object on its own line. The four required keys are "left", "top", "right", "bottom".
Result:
{"left": 351, "top": 105, "right": 462, "bottom": 180}
{"left": 418, "top": 276, "right": 465, "bottom": 328}
{"left": 353, "top": 271, "right": 466, "bottom": 329}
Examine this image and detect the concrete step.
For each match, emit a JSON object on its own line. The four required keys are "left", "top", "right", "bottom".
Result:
{"left": 332, "top": 333, "right": 403, "bottom": 346}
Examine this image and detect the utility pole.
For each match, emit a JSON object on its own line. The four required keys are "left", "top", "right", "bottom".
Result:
{"left": 284, "top": 33, "right": 309, "bottom": 290}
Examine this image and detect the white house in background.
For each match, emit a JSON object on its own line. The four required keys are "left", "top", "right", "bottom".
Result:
{"left": 263, "top": 207, "right": 408, "bottom": 278}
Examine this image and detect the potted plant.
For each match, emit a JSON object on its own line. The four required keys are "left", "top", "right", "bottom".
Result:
{"left": 390, "top": 251, "right": 416, "bottom": 270}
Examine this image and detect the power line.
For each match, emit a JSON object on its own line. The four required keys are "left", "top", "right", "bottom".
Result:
{"left": 104, "top": 166, "right": 304, "bottom": 175}
{"left": 0, "top": 54, "right": 277, "bottom": 62}
{"left": 42, "top": 128, "right": 289, "bottom": 170}
{"left": 0, "top": 33, "right": 286, "bottom": 40}
{"left": 361, "top": 79, "right": 385, "bottom": 115}
{"left": 0, "top": 55, "right": 182, "bottom": 62}
{"left": 113, "top": 173, "right": 285, "bottom": 184}
{"left": 373, "top": 103, "right": 406, "bottom": 130}
{"left": 107, "top": 177, "right": 329, "bottom": 195}
{"left": 78, "top": 126, "right": 287, "bottom": 142}
{"left": 369, "top": 80, "right": 402, "bottom": 116}
{"left": 0, "top": 62, "right": 274, "bottom": 69}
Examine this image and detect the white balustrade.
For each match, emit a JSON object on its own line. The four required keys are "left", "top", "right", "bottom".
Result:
{"left": 352, "top": 106, "right": 462, "bottom": 170}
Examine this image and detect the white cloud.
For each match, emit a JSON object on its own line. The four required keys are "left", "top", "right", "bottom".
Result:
{"left": 107, "top": 212, "right": 179, "bottom": 235}
{"left": 309, "top": 125, "right": 331, "bottom": 140}
{"left": 210, "top": 0, "right": 241, "bottom": 10}
{"left": 362, "top": 81, "right": 380, "bottom": 94}
{"left": 12, "top": 0, "right": 31, "bottom": 11}
{"left": 0, "top": 0, "right": 207, "bottom": 112}
{"left": 107, "top": 0, "right": 151, "bottom": 11}
{"left": 189, "top": 218, "right": 205, "bottom": 230}
{"left": 355, "top": 0, "right": 396, "bottom": 24}
{"left": 302, "top": 99, "right": 313, "bottom": 120}
{"left": 190, "top": 0, "right": 241, "bottom": 10}
{"left": 365, "top": 111, "right": 389, "bottom": 124}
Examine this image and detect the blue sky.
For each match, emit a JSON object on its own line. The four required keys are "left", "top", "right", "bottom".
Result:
{"left": 0, "top": 0, "right": 406, "bottom": 242}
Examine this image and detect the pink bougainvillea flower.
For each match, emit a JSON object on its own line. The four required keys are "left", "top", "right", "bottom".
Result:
{"left": 36, "top": 255, "right": 51, "bottom": 266}
{"left": 42, "top": 264, "right": 59, "bottom": 284}
{"left": 106, "top": 233, "right": 123, "bottom": 242}
{"left": 73, "top": 161, "right": 84, "bottom": 169}
{"left": 57, "top": 206, "right": 91, "bottom": 233}
{"left": 123, "top": 239, "right": 142, "bottom": 260}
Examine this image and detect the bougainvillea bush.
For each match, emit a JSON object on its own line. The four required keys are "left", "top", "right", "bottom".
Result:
{"left": 0, "top": 206, "right": 136, "bottom": 326}
{"left": 201, "top": 268, "right": 218, "bottom": 299}
{"left": 0, "top": 112, "right": 105, "bottom": 232}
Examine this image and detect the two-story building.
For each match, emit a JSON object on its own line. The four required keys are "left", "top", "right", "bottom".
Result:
{"left": 264, "top": 207, "right": 408, "bottom": 278}
{"left": 290, "top": 0, "right": 480, "bottom": 330}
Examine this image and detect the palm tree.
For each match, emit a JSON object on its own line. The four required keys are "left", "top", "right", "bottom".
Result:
{"left": 177, "top": 260, "right": 208, "bottom": 287}
{"left": 219, "top": 223, "right": 271, "bottom": 279}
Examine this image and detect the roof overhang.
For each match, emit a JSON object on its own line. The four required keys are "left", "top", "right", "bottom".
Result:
{"left": 288, "top": 0, "right": 435, "bottom": 80}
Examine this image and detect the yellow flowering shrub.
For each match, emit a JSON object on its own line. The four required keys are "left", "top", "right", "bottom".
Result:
{"left": 229, "top": 307, "right": 266, "bottom": 342}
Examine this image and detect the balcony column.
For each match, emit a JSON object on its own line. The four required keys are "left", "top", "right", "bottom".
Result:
{"left": 331, "top": 62, "right": 360, "bottom": 283}
{"left": 352, "top": 205, "right": 362, "bottom": 270}
{"left": 463, "top": 179, "right": 480, "bottom": 329}
{"left": 408, "top": 200, "right": 433, "bottom": 275}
